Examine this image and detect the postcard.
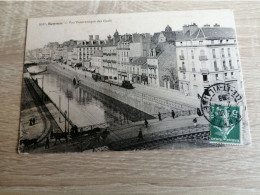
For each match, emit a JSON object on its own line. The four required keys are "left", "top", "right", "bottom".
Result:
{"left": 19, "top": 10, "right": 251, "bottom": 153}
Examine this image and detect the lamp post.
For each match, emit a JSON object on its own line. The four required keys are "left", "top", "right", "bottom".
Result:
{"left": 65, "top": 89, "right": 73, "bottom": 133}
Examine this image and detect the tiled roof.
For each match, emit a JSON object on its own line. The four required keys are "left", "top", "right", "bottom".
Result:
{"left": 77, "top": 40, "right": 104, "bottom": 47}
{"left": 118, "top": 36, "right": 132, "bottom": 44}
{"left": 152, "top": 31, "right": 176, "bottom": 43}
{"left": 202, "top": 27, "right": 236, "bottom": 40}
{"left": 103, "top": 39, "right": 119, "bottom": 47}
{"left": 176, "top": 27, "right": 236, "bottom": 41}
{"left": 141, "top": 63, "right": 148, "bottom": 69}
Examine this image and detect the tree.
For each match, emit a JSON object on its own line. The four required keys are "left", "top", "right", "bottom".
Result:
{"left": 165, "top": 67, "right": 179, "bottom": 89}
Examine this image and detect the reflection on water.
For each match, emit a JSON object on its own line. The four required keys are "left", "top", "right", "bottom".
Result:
{"left": 36, "top": 71, "right": 153, "bottom": 127}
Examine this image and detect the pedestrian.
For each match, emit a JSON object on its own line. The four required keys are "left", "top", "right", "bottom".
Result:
{"left": 197, "top": 108, "right": 202, "bottom": 116}
{"left": 45, "top": 137, "right": 49, "bottom": 149}
{"left": 144, "top": 119, "right": 148, "bottom": 128}
{"left": 138, "top": 128, "right": 144, "bottom": 141}
{"left": 193, "top": 117, "right": 197, "bottom": 127}
{"left": 158, "top": 112, "right": 162, "bottom": 121}
{"left": 171, "top": 110, "right": 175, "bottom": 119}
{"left": 29, "top": 118, "right": 33, "bottom": 126}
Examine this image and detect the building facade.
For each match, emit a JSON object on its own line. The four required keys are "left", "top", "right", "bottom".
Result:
{"left": 176, "top": 23, "right": 241, "bottom": 96}
{"left": 76, "top": 35, "right": 103, "bottom": 67}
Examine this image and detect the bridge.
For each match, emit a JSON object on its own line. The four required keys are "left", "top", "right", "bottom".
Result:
{"left": 68, "top": 115, "right": 211, "bottom": 152}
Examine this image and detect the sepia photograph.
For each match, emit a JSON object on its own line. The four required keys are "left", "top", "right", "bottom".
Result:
{"left": 19, "top": 10, "right": 251, "bottom": 153}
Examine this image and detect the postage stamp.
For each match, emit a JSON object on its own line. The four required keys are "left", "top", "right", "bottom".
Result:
{"left": 201, "top": 83, "right": 243, "bottom": 144}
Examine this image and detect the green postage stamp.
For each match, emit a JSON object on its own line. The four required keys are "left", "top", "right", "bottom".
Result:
{"left": 209, "top": 104, "right": 241, "bottom": 144}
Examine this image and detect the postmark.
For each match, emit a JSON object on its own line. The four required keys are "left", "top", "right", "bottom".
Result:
{"left": 200, "top": 83, "right": 243, "bottom": 144}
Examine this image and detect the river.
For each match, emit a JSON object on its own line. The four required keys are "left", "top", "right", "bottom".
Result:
{"left": 35, "top": 70, "right": 153, "bottom": 127}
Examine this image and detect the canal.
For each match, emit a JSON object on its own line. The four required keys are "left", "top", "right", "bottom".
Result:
{"left": 35, "top": 70, "right": 153, "bottom": 127}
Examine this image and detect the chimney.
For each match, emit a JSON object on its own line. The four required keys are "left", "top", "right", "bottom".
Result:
{"left": 214, "top": 23, "right": 220, "bottom": 27}
{"left": 89, "top": 35, "right": 93, "bottom": 41}
{"left": 204, "top": 24, "right": 210, "bottom": 27}
{"left": 95, "top": 35, "right": 99, "bottom": 41}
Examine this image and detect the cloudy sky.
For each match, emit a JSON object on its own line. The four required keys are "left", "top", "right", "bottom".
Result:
{"left": 26, "top": 10, "right": 236, "bottom": 50}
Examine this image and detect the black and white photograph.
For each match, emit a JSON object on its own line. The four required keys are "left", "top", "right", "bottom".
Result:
{"left": 19, "top": 10, "right": 251, "bottom": 153}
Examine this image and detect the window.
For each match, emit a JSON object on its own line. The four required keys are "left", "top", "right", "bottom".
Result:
{"left": 182, "top": 62, "right": 186, "bottom": 71}
{"left": 234, "top": 40, "right": 237, "bottom": 43}
{"left": 220, "top": 40, "right": 223, "bottom": 44}
{"left": 221, "top": 48, "right": 225, "bottom": 57}
{"left": 211, "top": 40, "right": 214, "bottom": 44}
{"left": 226, "top": 39, "right": 229, "bottom": 43}
{"left": 191, "top": 50, "right": 194, "bottom": 59}
{"left": 228, "top": 48, "right": 231, "bottom": 57}
{"left": 229, "top": 60, "right": 232, "bottom": 69}
{"left": 215, "top": 74, "right": 218, "bottom": 80}
{"left": 225, "top": 73, "right": 228, "bottom": 77}
{"left": 181, "top": 50, "right": 184, "bottom": 56}
{"left": 200, "top": 49, "right": 205, "bottom": 58}
{"left": 193, "top": 74, "right": 196, "bottom": 81}
{"left": 203, "top": 75, "right": 208, "bottom": 82}
{"left": 223, "top": 60, "right": 227, "bottom": 70}
{"left": 180, "top": 42, "right": 183, "bottom": 46}
{"left": 214, "top": 61, "right": 218, "bottom": 71}
{"left": 192, "top": 62, "right": 195, "bottom": 72}
{"left": 199, "top": 41, "right": 203, "bottom": 45}
{"left": 231, "top": 72, "right": 234, "bottom": 76}
{"left": 212, "top": 49, "right": 216, "bottom": 58}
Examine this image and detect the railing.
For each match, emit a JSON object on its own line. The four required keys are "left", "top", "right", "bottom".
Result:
{"left": 117, "top": 47, "right": 130, "bottom": 50}
{"left": 199, "top": 56, "right": 208, "bottom": 61}
{"left": 200, "top": 68, "right": 209, "bottom": 74}
{"left": 179, "top": 55, "right": 184, "bottom": 60}
{"left": 108, "top": 124, "right": 209, "bottom": 150}
{"left": 179, "top": 67, "right": 186, "bottom": 72}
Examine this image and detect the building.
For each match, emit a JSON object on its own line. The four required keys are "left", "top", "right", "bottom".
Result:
{"left": 102, "top": 32, "right": 120, "bottom": 81}
{"left": 129, "top": 57, "right": 148, "bottom": 84}
{"left": 147, "top": 25, "right": 178, "bottom": 89}
{"left": 176, "top": 23, "right": 241, "bottom": 96}
{"left": 117, "top": 33, "right": 133, "bottom": 82}
{"left": 91, "top": 50, "right": 103, "bottom": 74}
{"left": 76, "top": 35, "right": 104, "bottom": 68}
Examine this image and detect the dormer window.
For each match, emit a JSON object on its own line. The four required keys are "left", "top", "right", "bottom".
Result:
{"left": 220, "top": 40, "right": 223, "bottom": 44}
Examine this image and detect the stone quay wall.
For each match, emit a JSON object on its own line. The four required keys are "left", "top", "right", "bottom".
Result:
{"left": 48, "top": 64, "right": 198, "bottom": 116}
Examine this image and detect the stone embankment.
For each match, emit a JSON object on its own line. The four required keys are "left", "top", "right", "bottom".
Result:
{"left": 48, "top": 64, "right": 199, "bottom": 117}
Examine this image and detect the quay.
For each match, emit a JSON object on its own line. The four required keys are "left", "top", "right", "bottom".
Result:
{"left": 48, "top": 63, "right": 200, "bottom": 117}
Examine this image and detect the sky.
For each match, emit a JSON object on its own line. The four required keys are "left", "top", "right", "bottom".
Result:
{"left": 26, "top": 10, "right": 236, "bottom": 50}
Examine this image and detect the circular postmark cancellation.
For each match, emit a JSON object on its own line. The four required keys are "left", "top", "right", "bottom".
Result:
{"left": 200, "top": 83, "right": 243, "bottom": 128}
